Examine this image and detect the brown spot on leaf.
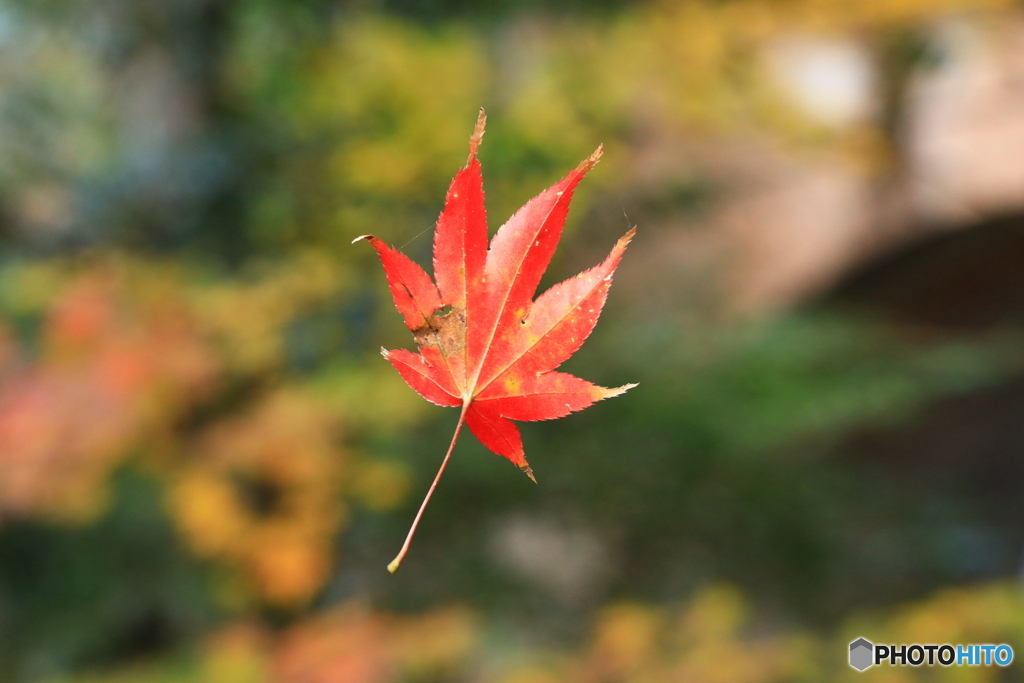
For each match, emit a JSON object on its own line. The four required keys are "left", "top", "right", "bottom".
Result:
{"left": 412, "top": 305, "right": 466, "bottom": 360}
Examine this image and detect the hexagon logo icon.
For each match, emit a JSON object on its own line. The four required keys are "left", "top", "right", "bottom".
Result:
{"left": 849, "top": 638, "right": 874, "bottom": 671}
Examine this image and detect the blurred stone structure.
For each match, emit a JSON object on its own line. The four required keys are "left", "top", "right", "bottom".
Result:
{"left": 623, "top": 16, "right": 1024, "bottom": 317}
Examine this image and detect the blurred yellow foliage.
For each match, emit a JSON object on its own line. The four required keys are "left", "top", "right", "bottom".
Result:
{"left": 348, "top": 459, "right": 412, "bottom": 511}
{"left": 269, "top": 0, "right": 1019, "bottom": 271}
{"left": 587, "top": 603, "right": 664, "bottom": 677}
{"left": 53, "top": 581, "right": 1024, "bottom": 683}
{"left": 201, "top": 622, "right": 268, "bottom": 683}
{"left": 833, "top": 583, "right": 1024, "bottom": 682}
{"left": 0, "top": 254, "right": 397, "bottom": 607}
{"left": 169, "top": 389, "right": 345, "bottom": 607}
{"left": 192, "top": 250, "right": 344, "bottom": 375}
{"left": 288, "top": 16, "right": 486, "bottom": 243}
{"left": 552, "top": 586, "right": 813, "bottom": 683}
{"left": 0, "top": 262, "right": 217, "bottom": 520}
{"left": 270, "top": 603, "right": 475, "bottom": 683}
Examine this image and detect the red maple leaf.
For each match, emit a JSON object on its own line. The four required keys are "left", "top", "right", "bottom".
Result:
{"left": 356, "top": 111, "right": 635, "bottom": 572}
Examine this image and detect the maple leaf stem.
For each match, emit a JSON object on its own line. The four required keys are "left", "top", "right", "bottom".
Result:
{"left": 387, "top": 400, "right": 471, "bottom": 574}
